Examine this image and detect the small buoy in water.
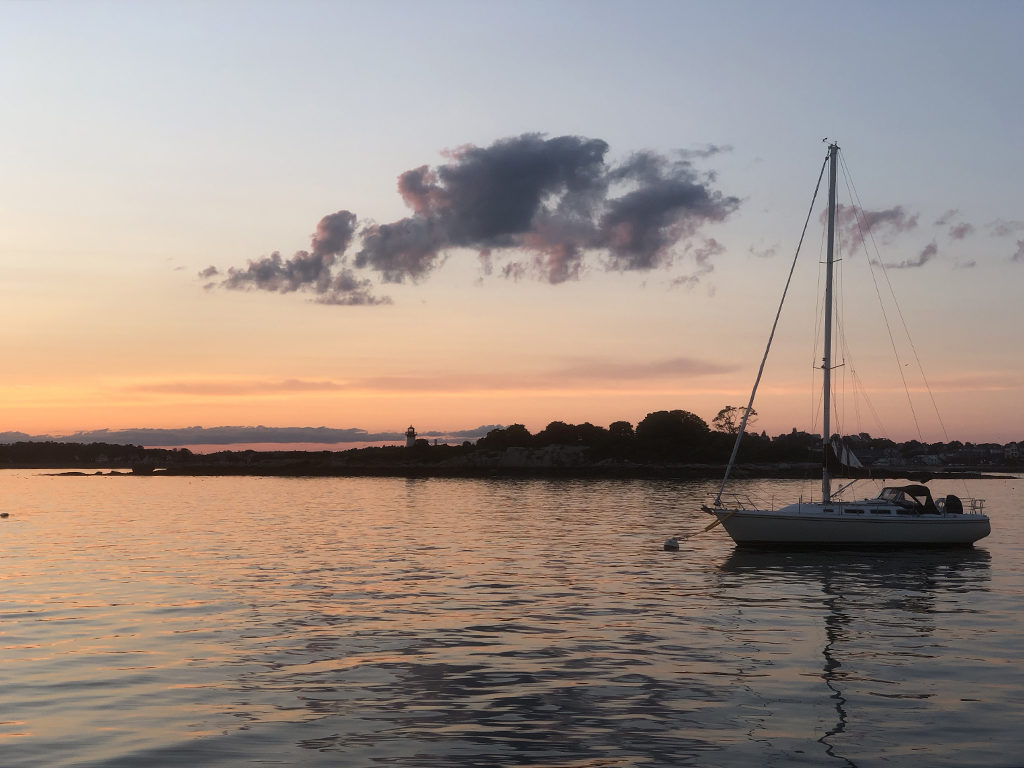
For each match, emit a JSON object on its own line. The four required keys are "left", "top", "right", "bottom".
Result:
{"left": 663, "top": 537, "right": 679, "bottom": 551}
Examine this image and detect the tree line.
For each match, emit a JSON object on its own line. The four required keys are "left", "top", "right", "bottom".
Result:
{"left": 0, "top": 406, "right": 1017, "bottom": 469}
{"left": 475, "top": 407, "right": 820, "bottom": 463}
{"left": 0, "top": 441, "right": 148, "bottom": 465}
{"left": 473, "top": 407, "right": 1019, "bottom": 467}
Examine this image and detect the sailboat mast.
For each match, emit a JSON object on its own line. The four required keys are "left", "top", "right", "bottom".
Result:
{"left": 822, "top": 142, "right": 839, "bottom": 502}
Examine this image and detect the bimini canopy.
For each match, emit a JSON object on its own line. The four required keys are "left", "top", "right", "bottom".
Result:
{"left": 879, "top": 484, "right": 938, "bottom": 513}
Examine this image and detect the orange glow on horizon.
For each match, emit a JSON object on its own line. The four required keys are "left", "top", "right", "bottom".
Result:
{"left": 1, "top": 370, "right": 1019, "bottom": 445}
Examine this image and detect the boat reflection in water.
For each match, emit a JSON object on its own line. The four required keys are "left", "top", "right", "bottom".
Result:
{"left": 717, "top": 547, "right": 992, "bottom": 767}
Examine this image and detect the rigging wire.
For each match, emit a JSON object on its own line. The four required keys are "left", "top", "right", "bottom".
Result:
{"left": 833, "top": 217, "right": 846, "bottom": 440}
{"left": 837, "top": 152, "right": 926, "bottom": 440}
{"left": 853, "top": 368, "right": 887, "bottom": 434}
{"left": 832, "top": 225, "right": 876, "bottom": 442}
{"left": 838, "top": 151, "right": 970, "bottom": 497}
{"left": 833, "top": 219, "right": 890, "bottom": 442}
{"left": 810, "top": 217, "right": 828, "bottom": 436}
{"left": 810, "top": 150, "right": 902, "bottom": 443}
{"left": 713, "top": 152, "right": 829, "bottom": 506}
{"left": 835, "top": 301, "right": 892, "bottom": 441}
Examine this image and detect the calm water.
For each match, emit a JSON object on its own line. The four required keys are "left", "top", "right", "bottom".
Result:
{"left": 1, "top": 472, "right": 1021, "bottom": 767}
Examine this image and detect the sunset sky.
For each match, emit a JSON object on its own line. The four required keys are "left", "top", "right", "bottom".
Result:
{"left": 2, "top": 1, "right": 1022, "bottom": 446}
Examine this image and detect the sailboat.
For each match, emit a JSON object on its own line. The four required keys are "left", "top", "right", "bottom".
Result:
{"left": 701, "top": 143, "right": 991, "bottom": 547}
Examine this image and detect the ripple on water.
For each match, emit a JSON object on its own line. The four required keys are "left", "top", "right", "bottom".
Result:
{"left": 0, "top": 474, "right": 1021, "bottom": 767}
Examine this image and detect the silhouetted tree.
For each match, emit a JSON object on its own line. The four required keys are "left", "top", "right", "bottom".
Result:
{"left": 535, "top": 421, "right": 579, "bottom": 446}
{"left": 769, "top": 429, "right": 820, "bottom": 461}
{"left": 635, "top": 410, "right": 710, "bottom": 459}
{"left": 608, "top": 421, "right": 634, "bottom": 441}
{"left": 577, "top": 422, "right": 608, "bottom": 447}
{"left": 711, "top": 405, "right": 758, "bottom": 434}
{"left": 477, "top": 424, "right": 533, "bottom": 450}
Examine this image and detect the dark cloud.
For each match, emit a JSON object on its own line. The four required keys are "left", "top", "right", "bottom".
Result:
{"left": 317, "top": 267, "right": 393, "bottom": 306}
{"left": 206, "top": 134, "right": 739, "bottom": 302}
{"left": 354, "top": 217, "right": 449, "bottom": 283}
{"left": 491, "top": 142, "right": 739, "bottom": 281}
{"left": 935, "top": 209, "right": 959, "bottom": 226}
{"left": 219, "top": 249, "right": 334, "bottom": 294}
{"left": 884, "top": 241, "right": 938, "bottom": 269}
{"left": 205, "top": 210, "right": 388, "bottom": 305}
{"left": 355, "top": 135, "right": 614, "bottom": 284}
{"left": 1013, "top": 240, "right": 1024, "bottom": 262}
{"left": 311, "top": 210, "right": 358, "bottom": 257}
{"left": 833, "top": 204, "right": 919, "bottom": 251}
{"left": 599, "top": 175, "right": 735, "bottom": 271}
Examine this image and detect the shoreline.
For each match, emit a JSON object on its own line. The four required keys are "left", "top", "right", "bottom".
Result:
{"left": 41, "top": 462, "right": 1014, "bottom": 481}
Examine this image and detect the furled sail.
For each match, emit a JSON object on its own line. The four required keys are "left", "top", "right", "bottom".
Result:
{"left": 830, "top": 438, "right": 863, "bottom": 468}
{"left": 827, "top": 437, "right": 867, "bottom": 477}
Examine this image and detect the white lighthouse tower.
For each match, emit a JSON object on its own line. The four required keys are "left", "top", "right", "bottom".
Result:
{"left": 405, "top": 425, "right": 417, "bottom": 448}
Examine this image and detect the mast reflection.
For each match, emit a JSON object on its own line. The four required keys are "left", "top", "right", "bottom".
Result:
{"left": 719, "top": 547, "right": 991, "bottom": 766}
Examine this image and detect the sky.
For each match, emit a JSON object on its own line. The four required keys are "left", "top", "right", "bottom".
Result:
{"left": 1, "top": 0, "right": 1023, "bottom": 446}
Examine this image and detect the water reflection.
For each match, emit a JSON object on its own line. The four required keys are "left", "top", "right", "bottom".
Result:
{"left": 1, "top": 473, "right": 1015, "bottom": 768}
{"left": 718, "top": 548, "right": 992, "bottom": 766}
{"left": 274, "top": 612, "right": 728, "bottom": 766}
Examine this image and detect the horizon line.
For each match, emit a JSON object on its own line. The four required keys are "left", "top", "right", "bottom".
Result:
{"left": 1, "top": 423, "right": 1020, "bottom": 449}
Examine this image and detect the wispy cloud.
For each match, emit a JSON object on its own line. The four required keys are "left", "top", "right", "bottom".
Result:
{"left": 988, "top": 219, "right": 1024, "bottom": 238}
{"left": 884, "top": 241, "right": 938, "bottom": 269}
{"left": 671, "top": 238, "right": 724, "bottom": 287}
{"left": 126, "top": 379, "right": 348, "bottom": 396}
{"left": 748, "top": 243, "right": 778, "bottom": 259}
{"left": 833, "top": 204, "right": 919, "bottom": 251}
{"left": 948, "top": 221, "right": 975, "bottom": 240}
{"left": 121, "top": 355, "right": 737, "bottom": 403}
{"left": 933, "top": 209, "right": 977, "bottom": 242}
{"left": 927, "top": 371, "right": 1024, "bottom": 391}
{"left": 553, "top": 355, "right": 737, "bottom": 380}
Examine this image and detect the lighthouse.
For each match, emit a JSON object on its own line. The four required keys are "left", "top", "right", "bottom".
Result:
{"left": 405, "top": 425, "right": 416, "bottom": 448}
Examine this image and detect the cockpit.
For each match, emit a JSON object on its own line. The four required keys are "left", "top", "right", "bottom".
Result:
{"left": 876, "top": 485, "right": 939, "bottom": 514}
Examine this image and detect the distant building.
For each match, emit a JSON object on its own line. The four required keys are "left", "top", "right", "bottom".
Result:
{"left": 406, "top": 426, "right": 416, "bottom": 448}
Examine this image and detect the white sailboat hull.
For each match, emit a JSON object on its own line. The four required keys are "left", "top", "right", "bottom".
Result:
{"left": 711, "top": 506, "right": 990, "bottom": 547}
